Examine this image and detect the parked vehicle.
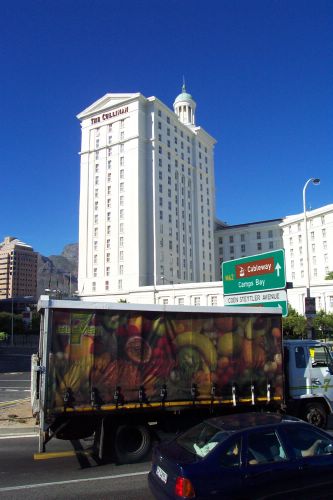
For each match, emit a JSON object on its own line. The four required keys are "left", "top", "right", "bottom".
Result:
{"left": 31, "top": 296, "right": 333, "bottom": 463}
{"left": 148, "top": 412, "right": 333, "bottom": 499}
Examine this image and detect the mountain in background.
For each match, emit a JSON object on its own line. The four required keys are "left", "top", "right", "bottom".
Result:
{"left": 37, "top": 243, "right": 78, "bottom": 297}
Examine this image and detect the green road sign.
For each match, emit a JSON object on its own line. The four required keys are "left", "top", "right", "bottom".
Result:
{"left": 224, "top": 290, "right": 288, "bottom": 317}
{"left": 222, "top": 249, "right": 286, "bottom": 295}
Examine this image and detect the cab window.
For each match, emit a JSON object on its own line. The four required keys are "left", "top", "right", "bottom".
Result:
{"left": 310, "top": 346, "right": 331, "bottom": 368}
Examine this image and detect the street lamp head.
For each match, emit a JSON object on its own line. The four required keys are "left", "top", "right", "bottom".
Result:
{"left": 312, "top": 178, "right": 320, "bottom": 185}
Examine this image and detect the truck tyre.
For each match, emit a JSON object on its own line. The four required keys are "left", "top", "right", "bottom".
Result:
{"left": 303, "top": 402, "right": 327, "bottom": 428}
{"left": 113, "top": 424, "right": 152, "bottom": 464}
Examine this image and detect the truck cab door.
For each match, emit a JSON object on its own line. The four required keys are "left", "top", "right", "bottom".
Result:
{"left": 307, "top": 345, "right": 333, "bottom": 398}
{"left": 287, "top": 344, "right": 312, "bottom": 398}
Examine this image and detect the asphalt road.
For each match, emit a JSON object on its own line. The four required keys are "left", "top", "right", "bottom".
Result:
{"left": 0, "top": 434, "right": 154, "bottom": 499}
{"left": 0, "top": 347, "right": 33, "bottom": 404}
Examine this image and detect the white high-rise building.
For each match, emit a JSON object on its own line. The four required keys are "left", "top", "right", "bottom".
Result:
{"left": 77, "top": 86, "right": 216, "bottom": 295}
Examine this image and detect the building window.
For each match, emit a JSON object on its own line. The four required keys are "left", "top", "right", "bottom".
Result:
{"left": 119, "top": 250, "right": 124, "bottom": 260}
{"left": 92, "top": 282, "right": 96, "bottom": 292}
{"left": 105, "top": 281, "right": 109, "bottom": 291}
{"left": 106, "top": 267, "right": 110, "bottom": 276}
{"left": 119, "top": 237, "right": 124, "bottom": 247}
{"left": 118, "top": 280, "right": 122, "bottom": 289}
{"left": 268, "top": 230, "right": 273, "bottom": 238}
{"left": 269, "top": 241, "right": 274, "bottom": 249}
{"left": 211, "top": 296, "right": 217, "bottom": 306}
{"left": 218, "top": 237, "right": 223, "bottom": 244}
{"left": 241, "top": 244, "right": 246, "bottom": 253}
{"left": 194, "top": 297, "right": 200, "bottom": 306}
{"left": 257, "top": 232, "right": 261, "bottom": 240}
{"left": 257, "top": 243, "right": 262, "bottom": 250}
{"left": 93, "top": 268, "right": 97, "bottom": 277}
{"left": 240, "top": 234, "right": 245, "bottom": 242}
{"left": 229, "top": 236, "right": 234, "bottom": 243}
{"left": 178, "top": 297, "right": 184, "bottom": 305}
{"left": 119, "top": 265, "right": 124, "bottom": 275}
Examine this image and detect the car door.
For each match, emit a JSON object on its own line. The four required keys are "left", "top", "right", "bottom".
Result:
{"left": 242, "top": 427, "right": 302, "bottom": 499}
{"left": 198, "top": 435, "right": 244, "bottom": 499}
{"left": 280, "top": 424, "right": 333, "bottom": 496}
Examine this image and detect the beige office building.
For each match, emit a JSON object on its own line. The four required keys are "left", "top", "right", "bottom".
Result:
{"left": 0, "top": 236, "right": 38, "bottom": 299}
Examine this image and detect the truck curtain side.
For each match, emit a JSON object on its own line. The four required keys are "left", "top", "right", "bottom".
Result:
{"left": 33, "top": 298, "right": 283, "bottom": 463}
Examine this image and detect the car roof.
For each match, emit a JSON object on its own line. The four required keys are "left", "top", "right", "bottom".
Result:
{"left": 205, "top": 412, "right": 301, "bottom": 432}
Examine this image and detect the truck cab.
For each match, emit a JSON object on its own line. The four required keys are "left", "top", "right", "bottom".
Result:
{"left": 284, "top": 339, "right": 333, "bottom": 428}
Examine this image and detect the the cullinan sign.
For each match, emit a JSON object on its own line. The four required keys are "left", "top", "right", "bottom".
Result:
{"left": 91, "top": 106, "right": 128, "bottom": 125}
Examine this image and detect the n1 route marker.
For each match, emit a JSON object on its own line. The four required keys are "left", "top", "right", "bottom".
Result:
{"left": 222, "top": 249, "right": 286, "bottom": 295}
{"left": 224, "top": 290, "right": 288, "bottom": 317}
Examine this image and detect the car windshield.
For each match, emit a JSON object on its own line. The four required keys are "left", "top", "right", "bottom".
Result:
{"left": 176, "top": 422, "right": 230, "bottom": 458}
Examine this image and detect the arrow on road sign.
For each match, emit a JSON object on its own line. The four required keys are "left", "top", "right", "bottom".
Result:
{"left": 275, "top": 262, "right": 281, "bottom": 277}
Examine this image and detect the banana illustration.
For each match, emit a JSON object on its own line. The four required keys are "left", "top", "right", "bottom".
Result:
{"left": 174, "top": 331, "right": 217, "bottom": 370}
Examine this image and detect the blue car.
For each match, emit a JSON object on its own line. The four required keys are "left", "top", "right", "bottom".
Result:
{"left": 148, "top": 412, "right": 333, "bottom": 499}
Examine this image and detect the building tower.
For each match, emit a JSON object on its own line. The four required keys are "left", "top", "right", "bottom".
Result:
{"left": 77, "top": 87, "right": 216, "bottom": 296}
{"left": 0, "top": 236, "right": 38, "bottom": 299}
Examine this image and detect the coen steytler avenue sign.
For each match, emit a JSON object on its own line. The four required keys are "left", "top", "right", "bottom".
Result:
{"left": 222, "top": 250, "right": 286, "bottom": 295}
{"left": 224, "top": 290, "right": 288, "bottom": 317}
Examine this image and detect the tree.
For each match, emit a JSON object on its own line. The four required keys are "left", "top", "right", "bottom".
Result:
{"left": 282, "top": 305, "right": 307, "bottom": 337}
{"left": 313, "top": 310, "right": 333, "bottom": 339}
{"left": 325, "top": 271, "right": 333, "bottom": 280}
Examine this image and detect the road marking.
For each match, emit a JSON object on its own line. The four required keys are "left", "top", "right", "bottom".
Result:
{"left": 34, "top": 450, "right": 93, "bottom": 460}
{"left": 0, "top": 388, "right": 30, "bottom": 391}
{"left": 0, "top": 434, "right": 37, "bottom": 440}
{"left": 0, "top": 470, "right": 149, "bottom": 492}
{"left": 0, "top": 398, "right": 30, "bottom": 407}
{"left": 0, "top": 379, "right": 31, "bottom": 382}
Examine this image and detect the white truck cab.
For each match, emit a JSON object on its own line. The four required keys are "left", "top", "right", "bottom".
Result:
{"left": 284, "top": 339, "right": 333, "bottom": 427}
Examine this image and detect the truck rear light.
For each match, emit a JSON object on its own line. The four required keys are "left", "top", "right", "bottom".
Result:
{"left": 174, "top": 476, "right": 195, "bottom": 498}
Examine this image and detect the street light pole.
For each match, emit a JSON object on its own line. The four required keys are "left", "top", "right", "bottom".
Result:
{"left": 303, "top": 178, "right": 320, "bottom": 298}
{"left": 302, "top": 177, "right": 320, "bottom": 337}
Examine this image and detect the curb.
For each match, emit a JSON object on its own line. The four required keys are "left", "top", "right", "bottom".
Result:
{"left": 0, "top": 426, "right": 38, "bottom": 437}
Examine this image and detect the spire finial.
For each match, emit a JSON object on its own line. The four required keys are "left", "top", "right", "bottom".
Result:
{"left": 182, "top": 75, "right": 186, "bottom": 93}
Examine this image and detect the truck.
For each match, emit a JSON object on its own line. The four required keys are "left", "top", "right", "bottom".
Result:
{"left": 31, "top": 296, "right": 333, "bottom": 463}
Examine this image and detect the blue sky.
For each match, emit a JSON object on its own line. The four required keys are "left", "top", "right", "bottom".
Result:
{"left": 1, "top": 0, "right": 332, "bottom": 256}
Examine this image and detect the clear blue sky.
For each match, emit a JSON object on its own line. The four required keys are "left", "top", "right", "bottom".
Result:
{"left": 1, "top": 0, "right": 332, "bottom": 256}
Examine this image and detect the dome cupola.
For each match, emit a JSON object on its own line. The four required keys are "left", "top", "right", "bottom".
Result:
{"left": 173, "top": 82, "right": 196, "bottom": 126}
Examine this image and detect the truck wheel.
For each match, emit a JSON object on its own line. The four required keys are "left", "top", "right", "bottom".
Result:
{"left": 113, "top": 424, "right": 152, "bottom": 464}
{"left": 303, "top": 402, "right": 327, "bottom": 428}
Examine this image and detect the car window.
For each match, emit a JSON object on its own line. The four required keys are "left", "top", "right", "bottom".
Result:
{"left": 247, "top": 430, "right": 287, "bottom": 465}
{"left": 220, "top": 437, "right": 242, "bottom": 468}
{"left": 283, "top": 425, "right": 333, "bottom": 458}
{"left": 176, "top": 422, "right": 230, "bottom": 458}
